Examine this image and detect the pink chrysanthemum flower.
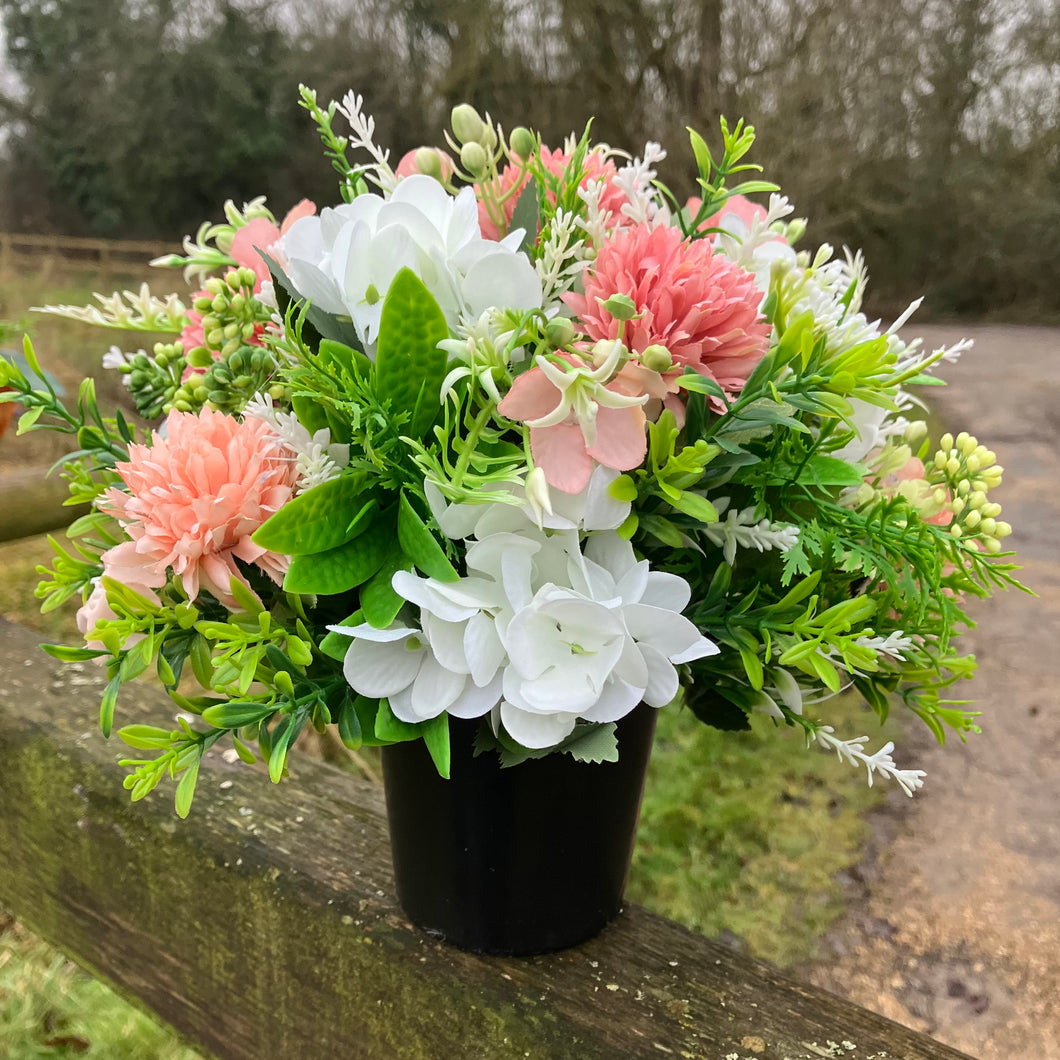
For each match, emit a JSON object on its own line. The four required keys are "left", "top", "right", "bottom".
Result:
{"left": 564, "top": 222, "right": 770, "bottom": 402}
{"left": 99, "top": 409, "right": 298, "bottom": 609}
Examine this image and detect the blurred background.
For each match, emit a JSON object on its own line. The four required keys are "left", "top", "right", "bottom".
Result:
{"left": 1, "top": 0, "right": 1058, "bottom": 319}
{"left": 0, "top": 3, "right": 1058, "bottom": 1059}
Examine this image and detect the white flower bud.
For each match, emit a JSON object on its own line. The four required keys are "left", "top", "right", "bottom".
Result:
{"left": 940, "top": 432, "right": 954, "bottom": 452}
{"left": 946, "top": 456, "right": 961, "bottom": 476}
{"left": 966, "top": 454, "right": 981, "bottom": 473}
{"left": 995, "top": 521, "right": 1013, "bottom": 538}
{"left": 964, "top": 509, "right": 981, "bottom": 529}
{"left": 969, "top": 490, "right": 987, "bottom": 509}
{"left": 984, "top": 537, "right": 1002, "bottom": 554}
{"left": 982, "top": 502, "right": 1002, "bottom": 518}
{"left": 979, "top": 517, "right": 996, "bottom": 536}
{"left": 956, "top": 431, "right": 971, "bottom": 451}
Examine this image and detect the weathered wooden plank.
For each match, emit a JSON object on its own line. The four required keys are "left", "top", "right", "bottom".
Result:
{"left": 0, "top": 465, "right": 90, "bottom": 542}
{"left": 0, "top": 618, "right": 974, "bottom": 1060}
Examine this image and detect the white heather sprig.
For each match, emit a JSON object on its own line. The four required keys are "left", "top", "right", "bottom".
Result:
{"left": 244, "top": 392, "right": 349, "bottom": 495}
{"left": 854, "top": 631, "right": 916, "bottom": 662}
{"left": 536, "top": 209, "right": 590, "bottom": 303}
{"left": 810, "top": 726, "right": 926, "bottom": 797}
{"left": 33, "top": 285, "right": 186, "bottom": 333}
{"left": 336, "top": 91, "right": 397, "bottom": 192}
{"left": 575, "top": 179, "right": 612, "bottom": 251}
{"left": 613, "top": 141, "right": 668, "bottom": 227}
{"left": 702, "top": 497, "right": 800, "bottom": 565}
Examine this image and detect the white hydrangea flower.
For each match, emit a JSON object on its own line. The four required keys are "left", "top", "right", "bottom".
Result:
{"left": 424, "top": 464, "right": 631, "bottom": 539}
{"left": 279, "top": 175, "right": 543, "bottom": 353}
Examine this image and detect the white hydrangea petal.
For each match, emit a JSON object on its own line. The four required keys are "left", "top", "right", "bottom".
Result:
{"left": 329, "top": 622, "right": 416, "bottom": 642}
{"left": 500, "top": 701, "right": 579, "bottom": 749}
{"left": 447, "top": 671, "right": 504, "bottom": 719}
{"left": 342, "top": 636, "right": 422, "bottom": 698}
{"left": 421, "top": 613, "right": 471, "bottom": 675}
{"left": 391, "top": 571, "right": 480, "bottom": 621}
{"left": 639, "top": 571, "right": 692, "bottom": 612}
{"left": 578, "top": 677, "right": 645, "bottom": 723}
{"left": 463, "top": 612, "right": 506, "bottom": 687}
{"left": 461, "top": 250, "right": 544, "bottom": 317}
{"left": 638, "top": 644, "right": 681, "bottom": 707}
{"left": 409, "top": 654, "right": 466, "bottom": 718}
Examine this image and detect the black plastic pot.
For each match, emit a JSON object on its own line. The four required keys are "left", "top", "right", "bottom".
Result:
{"left": 380, "top": 706, "right": 657, "bottom": 956}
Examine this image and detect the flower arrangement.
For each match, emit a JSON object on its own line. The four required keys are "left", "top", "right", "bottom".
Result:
{"left": 1, "top": 88, "right": 1025, "bottom": 817}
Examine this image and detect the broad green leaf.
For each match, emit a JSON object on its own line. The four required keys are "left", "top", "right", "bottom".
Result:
{"left": 422, "top": 714, "right": 451, "bottom": 779}
{"left": 375, "top": 700, "right": 421, "bottom": 743}
{"left": 201, "top": 701, "right": 276, "bottom": 729}
{"left": 509, "top": 178, "right": 540, "bottom": 252}
{"left": 268, "top": 715, "right": 298, "bottom": 783}
{"left": 360, "top": 550, "right": 413, "bottom": 628}
{"left": 397, "top": 493, "right": 458, "bottom": 581}
{"left": 284, "top": 517, "right": 392, "bottom": 595}
{"left": 374, "top": 268, "right": 449, "bottom": 439}
{"left": 319, "top": 610, "right": 362, "bottom": 661}
{"left": 251, "top": 471, "right": 368, "bottom": 555}
{"left": 319, "top": 338, "right": 371, "bottom": 379}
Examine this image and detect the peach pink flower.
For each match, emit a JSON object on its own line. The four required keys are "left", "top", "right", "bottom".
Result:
{"left": 99, "top": 409, "right": 298, "bottom": 609}
{"left": 230, "top": 200, "right": 316, "bottom": 288}
{"left": 498, "top": 351, "right": 647, "bottom": 494}
{"left": 563, "top": 222, "right": 770, "bottom": 405}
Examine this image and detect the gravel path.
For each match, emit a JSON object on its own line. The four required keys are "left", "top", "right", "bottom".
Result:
{"left": 801, "top": 325, "right": 1060, "bottom": 1058}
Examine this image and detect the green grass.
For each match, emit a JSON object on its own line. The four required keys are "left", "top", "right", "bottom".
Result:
{"left": 631, "top": 700, "right": 889, "bottom": 966}
{"left": 0, "top": 917, "right": 201, "bottom": 1060}
{"left": 0, "top": 265, "right": 895, "bottom": 1055}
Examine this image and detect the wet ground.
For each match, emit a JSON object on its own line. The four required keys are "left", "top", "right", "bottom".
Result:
{"left": 800, "top": 325, "right": 1060, "bottom": 1059}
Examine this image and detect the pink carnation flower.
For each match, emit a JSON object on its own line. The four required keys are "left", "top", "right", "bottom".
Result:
{"left": 99, "top": 409, "right": 298, "bottom": 609}
{"left": 563, "top": 222, "right": 770, "bottom": 404}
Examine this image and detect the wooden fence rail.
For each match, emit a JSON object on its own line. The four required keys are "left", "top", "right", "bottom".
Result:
{"left": 0, "top": 231, "right": 174, "bottom": 288}
{"left": 0, "top": 617, "right": 975, "bottom": 1060}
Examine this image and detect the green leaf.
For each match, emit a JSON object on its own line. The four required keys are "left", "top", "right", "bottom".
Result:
{"left": 201, "top": 701, "right": 276, "bottom": 729}
{"left": 252, "top": 471, "right": 369, "bottom": 555}
{"left": 374, "top": 700, "right": 421, "bottom": 743}
{"left": 563, "top": 723, "right": 619, "bottom": 764}
{"left": 175, "top": 756, "right": 201, "bottom": 819}
{"left": 117, "top": 724, "right": 174, "bottom": 750}
{"left": 422, "top": 714, "right": 451, "bottom": 778}
{"left": 509, "top": 178, "right": 540, "bottom": 252}
{"left": 360, "top": 550, "right": 413, "bottom": 628}
{"left": 800, "top": 455, "right": 866, "bottom": 489}
{"left": 337, "top": 697, "right": 363, "bottom": 749}
{"left": 397, "top": 493, "right": 458, "bottom": 581}
{"left": 374, "top": 268, "right": 449, "bottom": 439}
{"left": 687, "top": 127, "right": 714, "bottom": 178}
{"left": 284, "top": 516, "right": 392, "bottom": 595}
{"left": 667, "top": 490, "right": 718, "bottom": 524}
{"left": 16, "top": 405, "right": 44, "bottom": 434}
{"left": 40, "top": 644, "right": 109, "bottom": 662}
{"left": 319, "top": 611, "right": 361, "bottom": 661}
{"left": 99, "top": 675, "right": 121, "bottom": 738}
{"left": 268, "top": 715, "right": 298, "bottom": 783}
{"left": 319, "top": 338, "right": 372, "bottom": 379}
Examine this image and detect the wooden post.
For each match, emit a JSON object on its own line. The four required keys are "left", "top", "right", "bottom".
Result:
{"left": 0, "top": 618, "right": 974, "bottom": 1060}
{"left": 0, "top": 465, "right": 91, "bottom": 542}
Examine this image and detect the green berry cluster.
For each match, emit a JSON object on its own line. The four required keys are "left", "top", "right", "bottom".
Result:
{"left": 186, "top": 267, "right": 274, "bottom": 365}
{"left": 930, "top": 431, "right": 1011, "bottom": 553}
{"left": 170, "top": 344, "right": 285, "bottom": 416}
{"left": 123, "top": 342, "right": 188, "bottom": 419}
